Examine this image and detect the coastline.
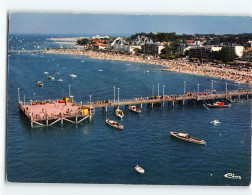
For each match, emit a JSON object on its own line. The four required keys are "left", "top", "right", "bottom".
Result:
{"left": 42, "top": 48, "right": 252, "bottom": 85}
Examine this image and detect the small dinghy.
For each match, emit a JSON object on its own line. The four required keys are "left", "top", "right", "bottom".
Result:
{"left": 135, "top": 165, "right": 145, "bottom": 174}
{"left": 44, "top": 72, "right": 49, "bottom": 75}
{"left": 170, "top": 131, "right": 206, "bottom": 145}
{"left": 106, "top": 119, "right": 124, "bottom": 130}
{"left": 210, "top": 120, "right": 221, "bottom": 124}
{"left": 37, "top": 81, "right": 43, "bottom": 86}
{"left": 128, "top": 105, "right": 141, "bottom": 113}
{"left": 98, "top": 69, "right": 103, "bottom": 72}
{"left": 69, "top": 74, "right": 77, "bottom": 77}
{"left": 57, "top": 78, "right": 63, "bottom": 82}
{"left": 48, "top": 76, "right": 55, "bottom": 80}
{"left": 115, "top": 108, "right": 124, "bottom": 119}
{"left": 224, "top": 173, "right": 241, "bottom": 180}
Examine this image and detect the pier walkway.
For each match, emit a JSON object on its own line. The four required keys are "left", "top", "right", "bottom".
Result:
{"left": 19, "top": 89, "right": 252, "bottom": 128}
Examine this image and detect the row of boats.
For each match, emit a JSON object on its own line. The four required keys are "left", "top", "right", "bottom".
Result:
{"left": 37, "top": 72, "right": 78, "bottom": 86}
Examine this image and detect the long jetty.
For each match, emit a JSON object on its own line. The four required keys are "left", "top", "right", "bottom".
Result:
{"left": 19, "top": 89, "right": 252, "bottom": 128}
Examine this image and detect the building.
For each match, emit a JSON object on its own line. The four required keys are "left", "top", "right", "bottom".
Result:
{"left": 92, "top": 43, "right": 107, "bottom": 50}
{"left": 188, "top": 46, "right": 222, "bottom": 59}
{"left": 141, "top": 43, "right": 165, "bottom": 55}
{"left": 241, "top": 48, "right": 252, "bottom": 62}
{"left": 230, "top": 46, "right": 244, "bottom": 57}
{"left": 186, "top": 40, "right": 196, "bottom": 46}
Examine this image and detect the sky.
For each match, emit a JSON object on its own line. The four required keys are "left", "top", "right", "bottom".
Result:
{"left": 9, "top": 13, "right": 252, "bottom": 35}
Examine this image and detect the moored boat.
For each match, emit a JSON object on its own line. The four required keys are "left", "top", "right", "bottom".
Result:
{"left": 210, "top": 120, "right": 221, "bottom": 124}
{"left": 106, "top": 119, "right": 124, "bottom": 130}
{"left": 135, "top": 165, "right": 145, "bottom": 174}
{"left": 69, "top": 74, "right": 77, "bottom": 77}
{"left": 37, "top": 81, "right": 43, "bottom": 86}
{"left": 57, "top": 78, "right": 63, "bottom": 82}
{"left": 205, "top": 101, "right": 231, "bottom": 108}
{"left": 48, "top": 75, "right": 55, "bottom": 80}
{"left": 115, "top": 108, "right": 124, "bottom": 119}
{"left": 170, "top": 131, "right": 206, "bottom": 145}
{"left": 128, "top": 105, "right": 141, "bottom": 113}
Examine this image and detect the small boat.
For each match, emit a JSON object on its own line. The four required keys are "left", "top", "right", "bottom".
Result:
{"left": 224, "top": 173, "right": 241, "bottom": 180}
{"left": 57, "top": 78, "right": 63, "bottom": 82}
{"left": 37, "top": 81, "right": 43, "bottom": 86}
{"left": 44, "top": 72, "right": 49, "bottom": 75}
{"left": 115, "top": 108, "right": 124, "bottom": 119}
{"left": 170, "top": 131, "right": 206, "bottom": 145}
{"left": 98, "top": 69, "right": 103, "bottom": 72}
{"left": 55, "top": 72, "right": 59, "bottom": 75}
{"left": 48, "top": 76, "right": 55, "bottom": 80}
{"left": 205, "top": 102, "right": 231, "bottom": 108}
{"left": 135, "top": 165, "right": 145, "bottom": 174}
{"left": 106, "top": 119, "right": 124, "bottom": 130}
{"left": 69, "top": 74, "right": 77, "bottom": 77}
{"left": 128, "top": 105, "right": 141, "bottom": 113}
{"left": 210, "top": 120, "right": 221, "bottom": 124}
{"left": 62, "top": 67, "right": 66, "bottom": 70}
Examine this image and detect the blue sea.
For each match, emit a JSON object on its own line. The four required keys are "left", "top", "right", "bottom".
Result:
{"left": 7, "top": 34, "right": 251, "bottom": 185}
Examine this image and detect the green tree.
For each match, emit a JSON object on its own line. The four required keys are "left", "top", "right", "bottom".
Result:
{"left": 213, "top": 47, "right": 238, "bottom": 63}
{"left": 160, "top": 46, "right": 173, "bottom": 59}
{"left": 77, "top": 38, "right": 89, "bottom": 45}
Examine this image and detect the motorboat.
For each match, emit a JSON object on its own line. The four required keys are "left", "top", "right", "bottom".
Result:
{"left": 170, "top": 131, "right": 206, "bottom": 145}
{"left": 69, "top": 74, "right": 77, "bottom": 77}
{"left": 48, "top": 75, "right": 55, "bottom": 80}
{"left": 98, "top": 69, "right": 103, "bottom": 72}
{"left": 55, "top": 72, "right": 59, "bottom": 75}
{"left": 37, "top": 81, "right": 43, "bottom": 86}
{"left": 135, "top": 165, "right": 145, "bottom": 174}
{"left": 210, "top": 120, "right": 221, "bottom": 124}
{"left": 44, "top": 72, "right": 49, "bottom": 75}
{"left": 205, "top": 102, "right": 231, "bottom": 108}
{"left": 57, "top": 78, "right": 63, "bottom": 82}
{"left": 128, "top": 105, "right": 141, "bottom": 113}
{"left": 106, "top": 119, "right": 124, "bottom": 130}
{"left": 115, "top": 108, "right": 124, "bottom": 119}
{"left": 224, "top": 173, "right": 241, "bottom": 180}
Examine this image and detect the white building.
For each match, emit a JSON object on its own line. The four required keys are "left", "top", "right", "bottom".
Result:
{"left": 230, "top": 46, "right": 244, "bottom": 57}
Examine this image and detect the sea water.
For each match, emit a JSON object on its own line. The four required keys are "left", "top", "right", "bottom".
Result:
{"left": 7, "top": 35, "right": 251, "bottom": 185}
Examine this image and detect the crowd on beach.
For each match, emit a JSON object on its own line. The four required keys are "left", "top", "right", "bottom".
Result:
{"left": 43, "top": 48, "right": 252, "bottom": 85}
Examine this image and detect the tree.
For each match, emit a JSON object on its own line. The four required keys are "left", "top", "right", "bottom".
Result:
{"left": 160, "top": 46, "right": 173, "bottom": 59}
{"left": 77, "top": 38, "right": 89, "bottom": 45}
{"left": 213, "top": 47, "right": 238, "bottom": 63}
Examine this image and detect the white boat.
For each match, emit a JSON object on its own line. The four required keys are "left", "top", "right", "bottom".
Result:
{"left": 128, "top": 105, "right": 141, "bottom": 113}
{"left": 170, "top": 131, "right": 206, "bottom": 145}
{"left": 37, "top": 81, "right": 43, "bottom": 86}
{"left": 48, "top": 76, "right": 55, "bottom": 80}
{"left": 224, "top": 173, "right": 241, "bottom": 180}
{"left": 98, "top": 69, "right": 103, "bottom": 72}
{"left": 44, "top": 72, "right": 49, "bottom": 75}
{"left": 135, "top": 165, "right": 145, "bottom": 174}
{"left": 55, "top": 72, "right": 59, "bottom": 75}
{"left": 57, "top": 78, "right": 63, "bottom": 82}
{"left": 106, "top": 119, "right": 124, "bottom": 130}
{"left": 210, "top": 120, "right": 221, "bottom": 124}
{"left": 115, "top": 108, "right": 124, "bottom": 119}
{"left": 69, "top": 74, "right": 77, "bottom": 77}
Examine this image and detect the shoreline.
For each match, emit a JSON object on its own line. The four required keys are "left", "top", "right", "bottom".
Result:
{"left": 42, "top": 48, "right": 252, "bottom": 85}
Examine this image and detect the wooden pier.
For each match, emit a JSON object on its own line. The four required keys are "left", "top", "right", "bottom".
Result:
{"left": 19, "top": 90, "right": 251, "bottom": 128}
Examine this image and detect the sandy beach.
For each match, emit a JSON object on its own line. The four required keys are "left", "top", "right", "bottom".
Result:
{"left": 43, "top": 48, "right": 252, "bottom": 85}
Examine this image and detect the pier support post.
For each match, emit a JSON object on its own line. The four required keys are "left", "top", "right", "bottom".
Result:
{"left": 46, "top": 119, "right": 48, "bottom": 126}
{"left": 172, "top": 101, "right": 175, "bottom": 107}
{"left": 151, "top": 103, "right": 153, "bottom": 109}
{"left": 140, "top": 104, "right": 143, "bottom": 109}
{"left": 76, "top": 117, "right": 78, "bottom": 123}
{"left": 61, "top": 113, "right": 63, "bottom": 125}
{"left": 162, "top": 102, "right": 164, "bottom": 108}
{"left": 31, "top": 121, "right": 33, "bottom": 128}
{"left": 183, "top": 100, "right": 185, "bottom": 106}
{"left": 105, "top": 107, "right": 107, "bottom": 113}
